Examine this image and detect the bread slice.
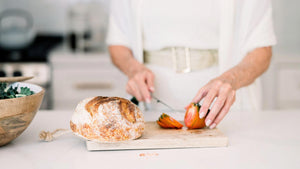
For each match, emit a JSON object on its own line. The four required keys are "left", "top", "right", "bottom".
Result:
{"left": 70, "top": 96, "right": 145, "bottom": 142}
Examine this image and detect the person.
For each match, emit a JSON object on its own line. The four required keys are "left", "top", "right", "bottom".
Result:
{"left": 106, "top": 0, "right": 276, "bottom": 129}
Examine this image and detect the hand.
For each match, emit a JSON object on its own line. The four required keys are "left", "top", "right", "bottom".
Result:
{"left": 126, "top": 66, "right": 155, "bottom": 102}
{"left": 187, "top": 77, "right": 236, "bottom": 129}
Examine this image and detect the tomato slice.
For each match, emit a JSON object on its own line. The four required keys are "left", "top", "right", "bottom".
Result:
{"left": 156, "top": 113, "right": 183, "bottom": 129}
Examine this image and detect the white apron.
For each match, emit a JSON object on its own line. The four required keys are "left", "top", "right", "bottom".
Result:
{"left": 146, "top": 64, "right": 220, "bottom": 111}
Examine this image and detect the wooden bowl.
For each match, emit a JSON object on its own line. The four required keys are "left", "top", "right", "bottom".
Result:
{"left": 0, "top": 82, "right": 44, "bottom": 146}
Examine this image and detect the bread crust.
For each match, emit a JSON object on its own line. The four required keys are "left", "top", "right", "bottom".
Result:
{"left": 70, "top": 96, "right": 145, "bottom": 142}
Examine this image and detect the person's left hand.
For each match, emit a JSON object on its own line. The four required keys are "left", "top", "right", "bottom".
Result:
{"left": 186, "top": 77, "right": 236, "bottom": 129}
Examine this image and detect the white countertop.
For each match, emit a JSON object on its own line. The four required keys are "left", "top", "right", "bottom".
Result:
{"left": 1, "top": 109, "right": 299, "bottom": 169}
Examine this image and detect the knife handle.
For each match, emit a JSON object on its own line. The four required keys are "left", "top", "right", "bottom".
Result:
{"left": 130, "top": 97, "right": 139, "bottom": 106}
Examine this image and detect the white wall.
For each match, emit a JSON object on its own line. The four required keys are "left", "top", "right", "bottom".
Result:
{"left": 272, "top": 0, "right": 300, "bottom": 56}
{"left": 261, "top": 0, "right": 300, "bottom": 110}
{"left": 0, "top": 1, "right": 3, "bottom": 11}
{"left": 0, "top": 0, "right": 110, "bottom": 34}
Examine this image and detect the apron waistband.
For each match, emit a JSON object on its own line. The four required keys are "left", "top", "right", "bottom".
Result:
{"left": 144, "top": 47, "right": 218, "bottom": 73}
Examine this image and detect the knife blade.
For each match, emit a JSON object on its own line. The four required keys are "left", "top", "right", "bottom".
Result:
{"left": 151, "top": 94, "right": 175, "bottom": 111}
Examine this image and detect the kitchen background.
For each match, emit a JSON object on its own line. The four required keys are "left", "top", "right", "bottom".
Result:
{"left": 0, "top": 0, "right": 299, "bottom": 110}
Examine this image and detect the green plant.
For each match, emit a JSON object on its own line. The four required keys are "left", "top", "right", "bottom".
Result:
{"left": 0, "top": 82, "right": 34, "bottom": 99}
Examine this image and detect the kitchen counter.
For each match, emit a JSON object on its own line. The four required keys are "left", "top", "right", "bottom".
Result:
{"left": 1, "top": 109, "right": 299, "bottom": 169}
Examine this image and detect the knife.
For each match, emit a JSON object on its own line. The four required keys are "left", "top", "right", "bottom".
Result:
{"left": 130, "top": 95, "right": 175, "bottom": 111}
{"left": 151, "top": 94, "right": 176, "bottom": 111}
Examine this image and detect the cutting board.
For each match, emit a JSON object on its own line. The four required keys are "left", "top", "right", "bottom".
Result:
{"left": 86, "top": 121, "right": 228, "bottom": 151}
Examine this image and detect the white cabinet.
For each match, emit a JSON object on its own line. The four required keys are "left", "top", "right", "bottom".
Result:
{"left": 49, "top": 50, "right": 127, "bottom": 110}
{"left": 262, "top": 55, "right": 300, "bottom": 110}
{"left": 276, "top": 58, "right": 300, "bottom": 109}
{"left": 278, "top": 69, "right": 300, "bottom": 108}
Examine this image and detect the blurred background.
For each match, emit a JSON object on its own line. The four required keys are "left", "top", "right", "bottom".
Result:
{"left": 0, "top": 0, "right": 299, "bottom": 110}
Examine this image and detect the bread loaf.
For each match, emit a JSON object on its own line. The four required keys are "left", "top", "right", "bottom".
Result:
{"left": 70, "top": 96, "right": 145, "bottom": 142}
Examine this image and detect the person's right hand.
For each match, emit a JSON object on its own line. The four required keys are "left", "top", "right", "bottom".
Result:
{"left": 126, "top": 66, "right": 155, "bottom": 103}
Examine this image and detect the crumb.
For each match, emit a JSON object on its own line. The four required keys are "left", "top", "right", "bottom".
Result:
{"left": 139, "top": 153, "right": 145, "bottom": 157}
{"left": 139, "top": 152, "right": 159, "bottom": 157}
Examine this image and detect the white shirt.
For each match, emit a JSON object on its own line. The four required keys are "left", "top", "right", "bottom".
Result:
{"left": 142, "top": 0, "right": 220, "bottom": 51}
